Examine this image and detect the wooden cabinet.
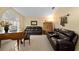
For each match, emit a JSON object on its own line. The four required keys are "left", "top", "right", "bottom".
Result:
{"left": 43, "top": 22, "right": 53, "bottom": 33}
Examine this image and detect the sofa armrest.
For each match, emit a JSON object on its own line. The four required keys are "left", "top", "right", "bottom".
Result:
{"left": 72, "top": 34, "right": 78, "bottom": 46}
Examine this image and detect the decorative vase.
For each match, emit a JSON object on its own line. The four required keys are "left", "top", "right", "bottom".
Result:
{"left": 4, "top": 25, "right": 9, "bottom": 33}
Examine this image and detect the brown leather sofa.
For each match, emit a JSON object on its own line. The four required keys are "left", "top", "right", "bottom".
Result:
{"left": 47, "top": 29, "right": 78, "bottom": 51}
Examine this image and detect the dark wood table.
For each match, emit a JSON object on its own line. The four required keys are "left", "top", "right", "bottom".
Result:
{"left": 0, "top": 31, "right": 26, "bottom": 50}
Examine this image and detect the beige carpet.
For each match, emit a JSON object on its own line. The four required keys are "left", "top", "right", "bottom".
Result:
{"left": 0, "top": 35, "right": 53, "bottom": 51}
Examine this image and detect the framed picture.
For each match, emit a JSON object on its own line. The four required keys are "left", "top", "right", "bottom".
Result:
{"left": 60, "top": 16, "right": 67, "bottom": 26}
{"left": 31, "top": 21, "right": 37, "bottom": 25}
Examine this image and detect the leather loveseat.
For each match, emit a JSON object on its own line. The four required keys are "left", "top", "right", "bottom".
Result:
{"left": 47, "top": 28, "right": 78, "bottom": 51}
{"left": 25, "top": 26, "right": 42, "bottom": 35}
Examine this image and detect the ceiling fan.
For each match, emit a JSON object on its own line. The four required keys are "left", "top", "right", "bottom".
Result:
{"left": 52, "top": 7, "right": 55, "bottom": 10}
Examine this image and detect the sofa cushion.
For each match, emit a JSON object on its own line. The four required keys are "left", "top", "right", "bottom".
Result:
{"left": 59, "top": 29, "right": 75, "bottom": 41}
{"left": 56, "top": 32, "right": 70, "bottom": 41}
{"left": 48, "top": 32, "right": 59, "bottom": 38}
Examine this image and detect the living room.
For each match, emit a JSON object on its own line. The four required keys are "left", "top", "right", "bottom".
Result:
{"left": 0, "top": 7, "right": 79, "bottom": 51}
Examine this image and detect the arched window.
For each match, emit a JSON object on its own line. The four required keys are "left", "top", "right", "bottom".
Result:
{"left": 0, "top": 9, "right": 20, "bottom": 32}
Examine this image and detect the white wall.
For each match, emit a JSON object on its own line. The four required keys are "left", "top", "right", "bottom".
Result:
{"left": 53, "top": 7, "right": 79, "bottom": 34}
{"left": 25, "top": 16, "right": 48, "bottom": 27}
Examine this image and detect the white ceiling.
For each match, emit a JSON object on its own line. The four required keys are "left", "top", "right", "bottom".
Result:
{"left": 13, "top": 7, "right": 53, "bottom": 16}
